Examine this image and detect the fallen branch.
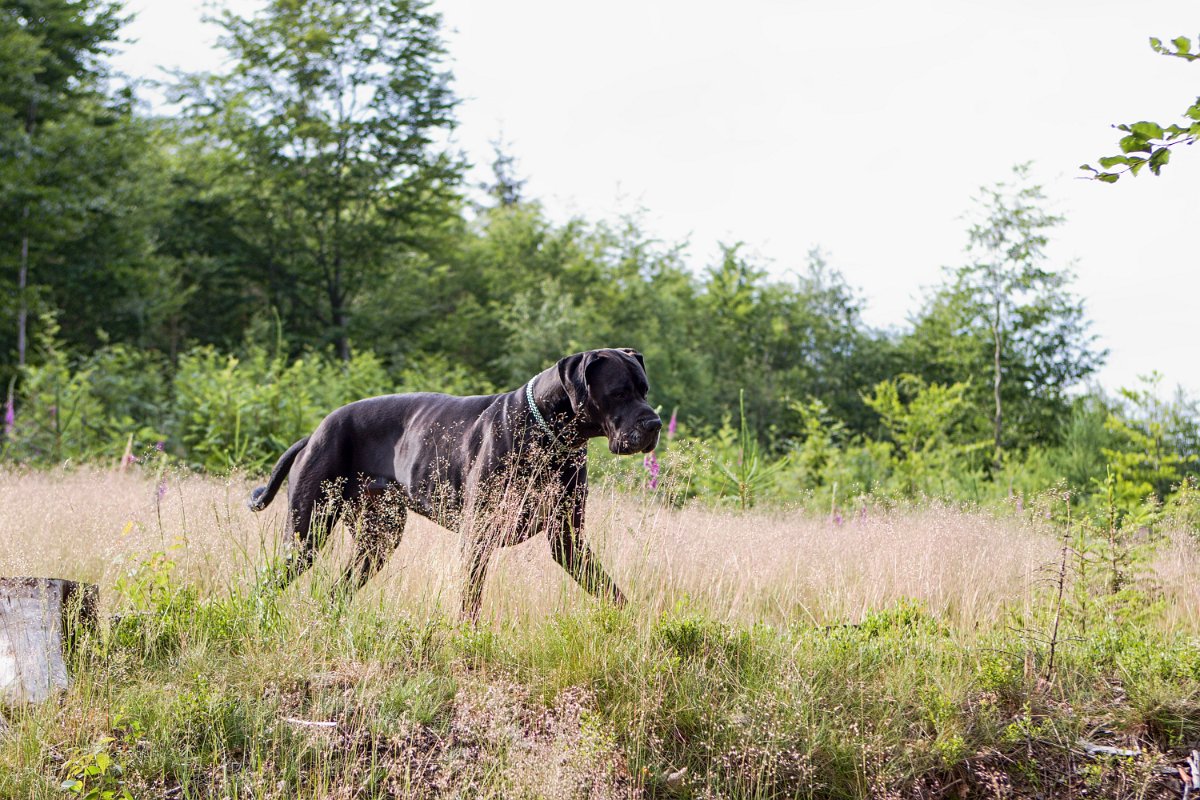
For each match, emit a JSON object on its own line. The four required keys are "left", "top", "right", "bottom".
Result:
{"left": 282, "top": 717, "right": 337, "bottom": 729}
{"left": 660, "top": 766, "right": 687, "bottom": 790}
{"left": 1076, "top": 739, "right": 1139, "bottom": 758}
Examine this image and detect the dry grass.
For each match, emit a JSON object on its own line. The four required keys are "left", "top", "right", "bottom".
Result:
{"left": 4, "top": 465, "right": 1198, "bottom": 636}
{"left": 1150, "top": 530, "right": 1200, "bottom": 632}
{"left": 0, "top": 465, "right": 1068, "bottom": 630}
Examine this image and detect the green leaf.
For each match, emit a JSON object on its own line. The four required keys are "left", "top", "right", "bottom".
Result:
{"left": 1097, "top": 173, "right": 1120, "bottom": 183}
{"left": 1119, "top": 134, "right": 1151, "bottom": 153}
{"left": 1129, "top": 157, "right": 1146, "bottom": 176}
{"left": 1150, "top": 36, "right": 1163, "bottom": 50}
{"left": 1149, "top": 147, "right": 1171, "bottom": 174}
{"left": 1185, "top": 101, "right": 1200, "bottom": 121}
{"left": 1173, "top": 36, "right": 1192, "bottom": 54}
{"left": 1098, "top": 155, "right": 1129, "bottom": 168}
{"left": 1130, "top": 121, "right": 1164, "bottom": 140}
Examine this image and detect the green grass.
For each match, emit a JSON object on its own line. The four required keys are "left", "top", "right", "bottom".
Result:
{"left": 4, "top": 577, "right": 1199, "bottom": 798}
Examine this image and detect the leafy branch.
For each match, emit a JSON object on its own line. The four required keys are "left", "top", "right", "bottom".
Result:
{"left": 1081, "top": 35, "right": 1199, "bottom": 182}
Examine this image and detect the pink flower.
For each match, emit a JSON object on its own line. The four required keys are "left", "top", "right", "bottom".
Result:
{"left": 123, "top": 453, "right": 138, "bottom": 466}
{"left": 667, "top": 410, "right": 677, "bottom": 440}
{"left": 643, "top": 451, "right": 660, "bottom": 490}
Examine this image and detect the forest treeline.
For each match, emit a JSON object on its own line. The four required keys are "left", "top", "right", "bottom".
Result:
{"left": 3, "top": 0, "right": 1198, "bottom": 516}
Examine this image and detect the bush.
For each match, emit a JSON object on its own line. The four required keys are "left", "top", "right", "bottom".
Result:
{"left": 3, "top": 315, "right": 166, "bottom": 466}
{"left": 171, "top": 345, "right": 391, "bottom": 472}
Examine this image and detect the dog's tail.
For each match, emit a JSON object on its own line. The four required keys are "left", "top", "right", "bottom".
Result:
{"left": 247, "top": 436, "right": 310, "bottom": 512}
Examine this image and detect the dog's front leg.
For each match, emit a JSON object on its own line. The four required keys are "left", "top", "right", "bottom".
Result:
{"left": 548, "top": 504, "right": 626, "bottom": 606}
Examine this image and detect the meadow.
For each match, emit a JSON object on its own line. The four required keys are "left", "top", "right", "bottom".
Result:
{"left": 2, "top": 466, "right": 1199, "bottom": 798}
{"left": 5, "top": 0, "right": 1200, "bottom": 795}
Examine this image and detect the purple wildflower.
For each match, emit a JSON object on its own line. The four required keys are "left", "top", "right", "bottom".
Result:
{"left": 123, "top": 453, "right": 138, "bottom": 466}
{"left": 156, "top": 479, "right": 168, "bottom": 501}
{"left": 831, "top": 510, "right": 844, "bottom": 526}
{"left": 155, "top": 441, "right": 165, "bottom": 452}
{"left": 643, "top": 451, "right": 660, "bottom": 490}
{"left": 667, "top": 410, "right": 677, "bottom": 440}
{"left": 1016, "top": 494, "right": 1024, "bottom": 512}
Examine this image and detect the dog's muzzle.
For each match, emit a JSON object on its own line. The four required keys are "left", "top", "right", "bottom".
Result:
{"left": 635, "top": 415, "right": 662, "bottom": 453}
{"left": 606, "top": 413, "right": 662, "bottom": 455}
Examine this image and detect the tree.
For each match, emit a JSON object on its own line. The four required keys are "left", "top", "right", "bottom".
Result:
{"left": 175, "top": 0, "right": 464, "bottom": 360}
{"left": 862, "top": 374, "right": 985, "bottom": 497}
{"left": 482, "top": 137, "right": 526, "bottom": 208}
{"left": 0, "top": 0, "right": 123, "bottom": 370}
{"left": 1082, "top": 34, "right": 1199, "bottom": 182}
{"left": 1103, "top": 374, "right": 1199, "bottom": 505}
{"left": 906, "top": 165, "right": 1105, "bottom": 466}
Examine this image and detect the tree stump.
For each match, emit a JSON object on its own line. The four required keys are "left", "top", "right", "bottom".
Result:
{"left": 0, "top": 577, "right": 98, "bottom": 704}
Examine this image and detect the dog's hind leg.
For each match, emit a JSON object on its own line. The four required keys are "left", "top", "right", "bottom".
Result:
{"left": 274, "top": 468, "right": 345, "bottom": 590}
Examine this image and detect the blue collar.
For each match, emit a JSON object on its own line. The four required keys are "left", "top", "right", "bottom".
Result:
{"left": 525, "top": 381, "right": 562, "bottom": 447}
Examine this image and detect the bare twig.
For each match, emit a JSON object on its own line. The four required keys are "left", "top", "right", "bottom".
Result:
{"left": 1045, "top": 496, "right": 1071, "bottom": 682}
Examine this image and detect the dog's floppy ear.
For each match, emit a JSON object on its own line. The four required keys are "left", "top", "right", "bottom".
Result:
{"left": 557, "top": 351, "right": 598, "bottom": 413}
{"left": 618, "top": 348, "right": 645, "bottom": 371}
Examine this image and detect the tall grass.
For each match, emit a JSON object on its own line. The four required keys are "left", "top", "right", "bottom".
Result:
{"left": 2, "top": 466, "right": 1199, "bottom": 798}
{"left": 0, "top": 466, "right": 1065, "bottom": 629}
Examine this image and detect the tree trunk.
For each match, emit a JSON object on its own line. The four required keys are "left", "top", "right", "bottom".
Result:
{"left": 329, "top": 283, "right": 350, "bottom": 363}
{"left": 329, "top": 258, "right": 350, "bottom": 363}
{"left": 18, "top": 99, "right": 37, "bottom": 368}
{"left": 992, "top": 295, "right": 1003, "bottom": 472}
{"left": 17, "top": 205, "right": 29, "bottom": 368}
{"left": 0, "top": 578, "right": 98, "bottom": 704}
{"left": 333, "top": 310, "right": 351, "bottom": 362}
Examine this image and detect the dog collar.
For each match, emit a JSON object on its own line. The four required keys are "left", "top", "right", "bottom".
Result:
{"left": 525, "top": 381, "right": 562, "bottom": 447}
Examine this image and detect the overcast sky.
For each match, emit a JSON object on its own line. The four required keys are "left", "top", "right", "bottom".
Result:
{"left": 111, "top": 0, "right": 1200, "bottom": 397}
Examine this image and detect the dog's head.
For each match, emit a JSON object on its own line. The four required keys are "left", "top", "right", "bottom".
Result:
{"left": 557, "top": 348, "right": 661, "bottom": 454}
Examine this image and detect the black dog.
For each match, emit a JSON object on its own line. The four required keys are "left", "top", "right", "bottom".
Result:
{"left": 248, "top": 348, "right": 661, "bottom": 618}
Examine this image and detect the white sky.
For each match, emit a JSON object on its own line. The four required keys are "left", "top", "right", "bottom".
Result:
{"left": 112, "top": 0, "right": 1200, "bottom": 397}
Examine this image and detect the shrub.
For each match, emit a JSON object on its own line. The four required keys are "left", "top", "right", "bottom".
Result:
{"left": 171, "top": 344, "right": 391, "bottom": 472}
